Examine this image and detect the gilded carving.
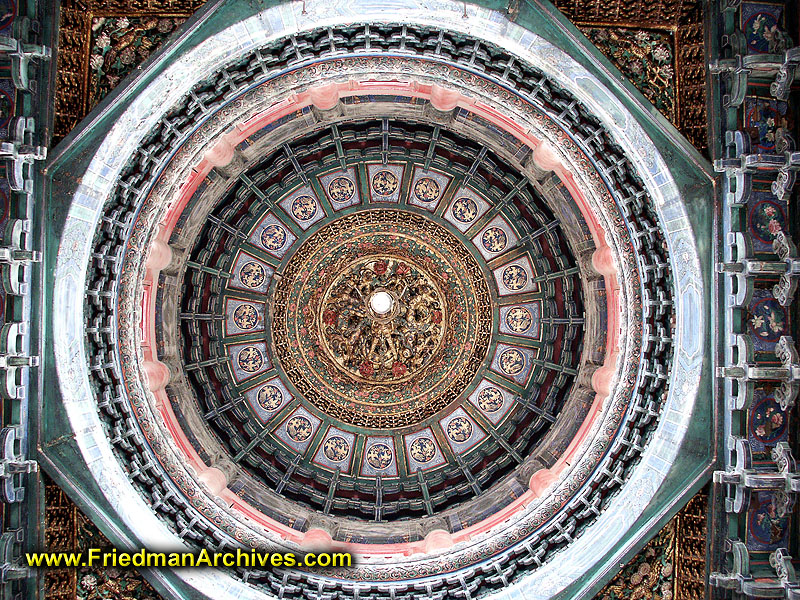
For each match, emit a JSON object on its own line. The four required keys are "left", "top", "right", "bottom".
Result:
{"left": 320, "top": 257, "right": 447, "bottom": 383}
{"left": 272, "top": 210, "right": 493, "bottom": 429}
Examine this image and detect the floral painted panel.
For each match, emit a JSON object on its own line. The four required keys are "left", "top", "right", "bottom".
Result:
{"left": 748, "top": 388, "right": 789, "bottom": 461}
{"left": 747, "top": 287, "right": 789, "bottom": 353}
{"left": 743, "top": 97, "right": 791, "bottom": 153}
{"left": 740, "top": 2, "right": 786, "bottom": 54}
{"left": 747, "top": 189, "right": 787, "bottom": 254}
{"left": 88, "top": 16, "right": 187, "bottom": 110}
{"left": 581, "top": 27, "right": 676, "bottom": 123}
{"left": 746, "top": 491, "right": 793, "bottom": 551}
{"left": 0, "top": 0, "right": 14, "bottom": 34}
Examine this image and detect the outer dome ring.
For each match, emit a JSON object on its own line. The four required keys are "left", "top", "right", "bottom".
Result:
{"left": 121, "top": 59, "right": 635, "bottom": 556}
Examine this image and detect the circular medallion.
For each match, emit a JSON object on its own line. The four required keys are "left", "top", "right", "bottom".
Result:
{"left": 745, "top": 12, "right": 780, "bottom": 53}
{"left": 748, "top": 200, "right": 786, "bottom": 244}
{"left": 451, "top": 197, "right": 478, "bottom": 223}
{"left": 499, "top": 348, "right": 525, "bottom": 375}
{"left": 447, "top": 417, "right": 473, "bottom": 443}
{"left": 750, "top": 397, "right": 787, "bottom": 443}
{"left": 232, "top": 304, "right": 258, "bottom": 330}
{"left": 0, "top": 0, "right": 15, "bottom": 31}
{"left": 366, "top": 444, "right": 393, "bottom": 470}
{"left": 257, "top": 385, "right": 283, "bottom": 411}
{"left": 749, "top": 298, "right": 787, "bottom": 341}
{"left": 237, "top": 346, "right": 264, "bottom": 373}
{"left": 291, "top": 195, "right": 317, "bottom": 221}
{"left": 409, "top": 437, "right": 436, "bottom": 463}
{"left": 481, "top": 227, "right": 508, "bottom": 253}
{"left": 286, "top": 416, "right": 313, "bottom": 442}
{"left": 239, "top": 261, "right": 267, "bottom": 288}
{"left": 371, "top": 171, "right": 399, "bottom": 196}
{"left": 413, "top": 177, "right": 440, "bottom": 202}
{"left": 261, "top": 224, "right": 287, "bottom": 251}
{"left": 273, "top": 210, "right": 492, "bottom": 429}
{"left": 506, "top": 307, "right": 533, "bottom": 333}
{"left": 323, "top": 436, "right": 350, "bottom": 461}
{"left": 502, "top": 265, "right": 528, "bottom": 291}
{"left": 477, "top": 387, "right": 504, "bottom": 413}
{"left": 328, "top": 177, "right": 355, "bottom": 202}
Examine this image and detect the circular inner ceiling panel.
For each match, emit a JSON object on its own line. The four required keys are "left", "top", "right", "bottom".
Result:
{"left": 273, "top": 209, "right": 492, "bottom": 428}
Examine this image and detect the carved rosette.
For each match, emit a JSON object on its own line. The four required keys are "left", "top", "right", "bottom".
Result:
{"left": 273, "top": 210, "right": 493, "bottom": 429}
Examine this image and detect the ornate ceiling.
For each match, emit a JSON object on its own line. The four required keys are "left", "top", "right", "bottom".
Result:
{"left": 169, "top": 116, "right": 589, "bottom": 526}
{"left": 41, "top": 1, "right": 714, "bottom": 599}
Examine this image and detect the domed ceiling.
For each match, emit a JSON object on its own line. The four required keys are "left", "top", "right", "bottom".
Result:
{"left": 43, "top": 1, "right": 714, "bottom": 599}
{"left": 170, "top": 118, "right": 589, "bottom": 528}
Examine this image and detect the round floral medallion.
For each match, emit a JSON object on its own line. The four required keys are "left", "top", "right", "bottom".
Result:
{"left": 240, "top": 261, "right": 267, "bottom": 288}
{"left": 371, "top": 171, "right": 398, "bottom": 196}
{"left": 272, "top": 210, "right": 492, "bottom": 429}
{"left": 745, "top": 12, "right": 781, "bottom": 53}
{"left": 238, "top": 346, "right": 264, "bottom": 373}
{"left": 750, "top": 397, "right": 787, "bottom": 443}
{"left": 502, "top": 265, "right": 528, "bottom": 291}
{"left": 748, "top": 200, "right": 786, "bottom": 244}
{"left": 447, "top": 417, "right": 473, "bottom": 442}
{"left": 0, "top": 1, "right": 15, "bottom": 32}
{"left": 506, "top": 307, "right": 533, "bottom": 333}
{"left": 409, "top": 437, "right": 436, "bottom": 463}
{"left": 323, "top": 436, "right": 350, "bottom": 461}
{"left": 366, "top": 444, "right": 393, "bottom": 470}
{"left": 291, "top": 195, "right": 317, "bottom": 221}
{"left": 257, "top": 385, "right": 283, "bottom": 411}
{"left": 499, "top": 348, "right": 525, "bottom": 375}
{"left": 451, "top": 197, "right": 478, "bottom": 223}
{"left": 232, "top": 304, "right": 258, "bottom": 330}
{"left": 477, "top": 387, "right": 504, "bottom": 413}
{"left": 748, "top": 298, "right": 787, "bottom": 341}
{"left": 481, "top": 227, "right": 507, "bottom": 253}
{"left": 328, "top": 177, "right": 355, "bottom": 202}
{"left": 286, "top": 416, "right": 313, "bottom": 442}
{"left": 261, "top": 224, "right": 287, "bottom": 251}
{"left": 413, "top": 177, "right": 440, "bottom": 202}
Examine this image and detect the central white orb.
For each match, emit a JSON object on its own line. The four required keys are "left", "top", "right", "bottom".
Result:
{"left": 370, "top": 291, "right": 394, "bottom": 315}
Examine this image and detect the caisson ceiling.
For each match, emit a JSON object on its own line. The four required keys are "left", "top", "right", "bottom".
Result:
{"left": 40, "top": 1, "right": 714, "bottom": 599}
{"left": 172, "top": 117, "right": 588, "bottom": 527}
